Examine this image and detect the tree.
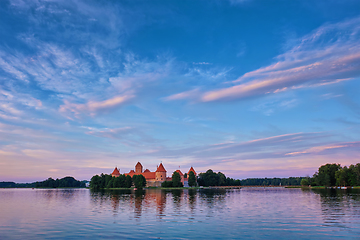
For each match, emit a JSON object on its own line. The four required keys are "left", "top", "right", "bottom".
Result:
{"left": 161, "top": 181, "right": 173, "bottom": 187}
{"left": 300, "top": 178, "right": 309, "bottom": 186}
{"left": 172, "top": 171, "right": 183, "bottom": 187}
{"left": 188, "top": 171, "right": 196, "bottom": 187}
{"left": 133, "top": 175, "right": 146, "bottom": 189}
{"left": 218, "top": 172, "right": 226, "bottom": 186}
{"left": 315, "top": 163, "right": 341, "bottom": 186}
{"left": 348, "top": 164, "right": 360, "bottom": 186}
{"left": 107, "top": 179, "right": 114, "bottom": 188}
{"left": 198, "top": 169, "right": 219, "bottom": 186}
{"left": 125, "top": 175, "right": 133, "bottom": 188}
{"left": 336, "top": 166, "right": 349, "bottom": 186}
{"left": 90, "top": 175, "right": 101, "bottom": 189}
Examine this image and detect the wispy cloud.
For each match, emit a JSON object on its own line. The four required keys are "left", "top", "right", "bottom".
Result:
{"left": 136, "top": 132, "right": 329, "bottom": 164}
{"left": 200, "top": 17, "right": 360, "bottom": 102}
{"left": 285, "top": 142, "right": 360, "bottom": 156}
{"left": 164, "top": 89, "right": 200, "bottom": 101}
{"left": 59, "top": 94, "right": 134, "bottom": 118}
{"left": 86, "top": 126, "right": 159, "bottom": 147}
{"left": 251, "top": 97, "right": 299, "bottom": 116}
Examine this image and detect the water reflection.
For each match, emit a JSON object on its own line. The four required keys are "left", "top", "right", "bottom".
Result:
{"left": 89, "top": 188, "right": 229, "bottom": 219}
{"left": 310, "top": 188, "right": 360, "bottom": 229}
{"left": 1, "top": 188, "right": 360, "bottom": 239}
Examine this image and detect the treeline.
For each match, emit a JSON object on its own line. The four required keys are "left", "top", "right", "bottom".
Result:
{"left": 240, "top": 177, "right": 304, "bottom": 186}
{"left": 197, "top": 170, "right": 241, "bottom": 187}
{"left": 0, "top": 182, "right": 36, "bottom": 188}
{"left": 90, "top": 174, "right": 146, "bottom": 190}
{"left": 301, "top": 163, "right": 360, "bottom": 187}
{"left": 0, "top": 177, "right": 85, "bottom": 188}
{"left": 35, "top": 176, "right": 85, "bottom": 188}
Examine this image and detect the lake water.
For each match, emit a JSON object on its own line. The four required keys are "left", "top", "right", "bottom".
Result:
{"left": 0, "top": 187, "right": 360, "bottom": 239}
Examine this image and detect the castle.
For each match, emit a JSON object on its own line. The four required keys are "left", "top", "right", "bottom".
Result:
{"left": 111, "top": 162, "right": 196, "bottom": 187}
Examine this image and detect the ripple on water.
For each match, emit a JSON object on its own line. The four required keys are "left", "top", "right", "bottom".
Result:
{"left": 1, "top": 188, "right": 360, "bottom": 239}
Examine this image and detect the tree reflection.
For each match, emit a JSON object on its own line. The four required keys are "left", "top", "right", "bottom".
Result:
{"left": 198, "top": 189, "right": 226, "bottom": 209}
{"left": 89, "top": 188, "right": 234, "bottom": 221}
{"left": 171, "top": 189, "right": 183, "bottom": 212}
{"left": 311, "top": 188, "right": 360, "bottom": 228}
{"left": 134, "top": 189, "right": 145, "bottom": 218}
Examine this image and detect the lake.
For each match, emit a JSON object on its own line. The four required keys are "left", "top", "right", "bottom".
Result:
{"left": 0, "top": 187, "right": 359, "bottom": 239}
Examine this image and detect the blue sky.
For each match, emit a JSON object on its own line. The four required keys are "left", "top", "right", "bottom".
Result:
{"left": 1, "top": 0, "right": 360, "bottom": 182}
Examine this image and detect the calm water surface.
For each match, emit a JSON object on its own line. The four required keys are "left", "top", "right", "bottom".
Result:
{"left": 0, "top": 187, "right": 360, "bottom": 239}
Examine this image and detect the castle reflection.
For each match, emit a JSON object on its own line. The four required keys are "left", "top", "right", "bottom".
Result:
{"left": 90, "top": 188, "right": 227, "bottom": 219}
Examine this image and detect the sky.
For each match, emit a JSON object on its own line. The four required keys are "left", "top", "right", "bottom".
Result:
{"left": 0, "top": 0, "right": 360, "bottom": 182}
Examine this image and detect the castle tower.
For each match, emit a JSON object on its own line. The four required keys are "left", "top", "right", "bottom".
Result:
{"left": 135, "top": 162, "right": 143, "bottom": 173}
{"left": 155, "top": 163, "right": 167, "bottom": 182}
{"left": 188, "top": 166, "right": 196, "bottom": 176}
{"left": 111, "top": 167, "right": 120, "bottom": 177}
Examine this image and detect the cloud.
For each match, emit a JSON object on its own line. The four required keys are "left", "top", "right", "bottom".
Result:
{"left": 86, "top": 126, "right": 159, "bottom": 147}
{"left": 285, "top": 141, "right": 360, "bottom": 156}
{"left": 135, "top": 132, "right": 329, "bottom": 164}
{"left": 0, "top": 86, "right": 44, "bottom": 122}
{"left": 59, "top": 94, "right": 134, "bottom": 117}
{"left": 199, "top": 17, "right": 360, "bottom": 102}
{"left": 251, "top": 97, "right": 299, "bottom": 116}
{"left": 164, "top": 89, "right": 200, "bottom": 101}
{"left": 192, "top": 62, "right": 211, "bottom": 65}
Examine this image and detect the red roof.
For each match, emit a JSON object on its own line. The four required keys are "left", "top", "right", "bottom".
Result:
{"left": 142, "top": 171, "right": 156, "bottom": 180}
{"left": 136, "top": 162, "right": 142, "bottom": 167}
{"left": 188, "top": 166, "right": 196, "bottom": 176}
{"left": 176, "top": 169, "right": 184, "bottom": 176}
{"left": 125, "top": 171, "right": 156, "bottom": 180}
{"left": 129, "top": 170, "right": 135, "bottom": 173}
{"left": 111, "top": 167, "right": 120, "bottom": 176}
{"left": 144, "top": 169, "right": 150, "bottom": 172}
{"left": 156, "top": 163, "right": 166, "bottom": 172}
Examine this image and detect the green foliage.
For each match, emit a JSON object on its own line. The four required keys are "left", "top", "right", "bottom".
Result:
{"left": 188, "top": 171, "right": 196, "bottom": 187}
{"left": 90, "top": 174, "right": 134, "bottom": 189}
{"left": 348, "top": 164, "right": 360, "bottom": 186}
{"left": 133, "top": 174, "right": 146, "bottom": 189}
{"left": 90, "top": 175, "right": 101, "bottom": 189}
{"left": 172, "top": 171, "right": 183, "bottom": 187}
{"left": 197, "top": 169, "right": 241, "bottom": 187}
{"left": 0, "top": 182, "right": 17, "bottom": 188}
{"left": 0, "top": 182, "right": 37, "bottom": 188}
{"left": 184, "top": 173, "right": 187, "bottom": 178}
{"left": 125, "top": 175, "right": 133, "bottom": 188}
{"left": 161, "top": 181, "right": 173, "bottom": 187}
{"left": 314, "top": 163, "right": 341, "bottom": 186}
{"left": 334, "top": 164, "right": 360, "bottom": 187}
{"left": 240, "top": 177, "right": 304, "bottom": 186}
{"left": 218, "top": 172, "right": 226, "bottom": 186}
{"left": 302, "top": 163, "right": 360, "bottom": 187}
{"left": 113, "top": 175, "right": 125, "bottom": 188}
{"left": 35, "top": 176, "right": 85, "bottom": 188}
{"left": 107, "top": 179, "right": 114, "bottom": 189}
{"left": 300, "top": 178, "right": 309, "bottom": 186}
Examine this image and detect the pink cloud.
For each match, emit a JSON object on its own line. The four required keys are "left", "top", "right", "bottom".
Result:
{"left": 59, "top": 94, "right": 134, "bottom": 117}
{"left": 164, "top": 89, "right": 200, "bottom": 101}
{"left": 199, "top": 17, "right": 360, "bottom": 102}
{"left": 285, "top": 142, "right": 360, "bottom": 156}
